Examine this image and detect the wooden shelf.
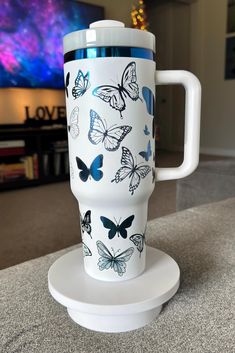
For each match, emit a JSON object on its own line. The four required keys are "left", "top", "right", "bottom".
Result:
{"left": 226, "top": 32, "right": 235, "bottom": 38}
{"left": 0, "top": 125, "right": 69, "bottom": 191}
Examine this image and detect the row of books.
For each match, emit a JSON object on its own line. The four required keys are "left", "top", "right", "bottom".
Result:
{"left": 0, "top": 139, "right": 69, "bottom": 182}
{"left": 42, "top": 140, "right": 69, "bottom": 177}
{"left": 0, "top": 154, "right": 39, "bottom": 182}
{"left": 0, "top": 140, "right": 37, "bottom": 182}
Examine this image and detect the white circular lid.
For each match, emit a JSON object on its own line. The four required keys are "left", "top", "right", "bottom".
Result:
{"left": 63, "top": 20, "right": 155, "bottom": 54}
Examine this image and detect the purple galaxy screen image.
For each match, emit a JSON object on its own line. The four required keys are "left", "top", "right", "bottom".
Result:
{"left": 0, "top": 0, "right": 104, "bottom": 88}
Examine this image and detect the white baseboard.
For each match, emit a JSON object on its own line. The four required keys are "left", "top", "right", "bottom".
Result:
{"left": 200, "top": 147, "right": 235, "bottom": 157}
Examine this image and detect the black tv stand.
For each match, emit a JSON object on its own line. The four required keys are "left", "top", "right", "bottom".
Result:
{"left": 0, "top": 125, "right": 69, "bottom": 191}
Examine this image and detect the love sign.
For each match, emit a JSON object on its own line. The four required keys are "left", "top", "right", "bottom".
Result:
{"left": 25, "top": 106, "right": 66, "bottom": 121}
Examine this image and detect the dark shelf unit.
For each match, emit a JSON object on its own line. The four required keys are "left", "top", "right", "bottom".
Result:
{"left": 0, "top": 126, "right": 69, "bottom": 191}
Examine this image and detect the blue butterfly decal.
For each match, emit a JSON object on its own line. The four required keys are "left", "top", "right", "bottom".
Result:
{"left": 142, "top": 86, "right": 155, "bottom": 116}
{"left": 65, "top": 72, "right": 70, "bottom": 98}
{"left": 111, "top": 147, "right": 151, "bottom": 195}
{"left": 76, "top": 155, "right": 103, "bottom": 182}
{"left": 83, "top": 242, "right": 92, "bottom": 257}
{"left": 93, "top": 62, "right": 142, "bottom": 118}
{"left": 88, "top": 109, "right": 132, "bottom": 151}
{"left": 139, "top": 141, "right": 152, "bottom": 161}
{"left": 100, "top": 215, "right": 134, "bottom": 239}
{"left": 80, "top": 210, "right": 92, "bottom": 238}
{"left": 144, "top": 124, "right": 150, "bottom": 135}
{"left": 130, "top": 232, "right": 145, "bottom": 255}
{"left": 72, "top": 70, "right": 90, "bottom": 99}
{"left": 96, "top": 240, "right": 134, "bottom": 277}
{"left": 68, "top": 106, "right": 79, "bottom": 139}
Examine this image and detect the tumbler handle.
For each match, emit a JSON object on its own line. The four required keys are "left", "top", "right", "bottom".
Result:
{"left": 155, "top": 70, "right": 201, "bottom": 181}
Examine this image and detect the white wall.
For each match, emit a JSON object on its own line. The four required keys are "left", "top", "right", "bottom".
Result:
{"left": 0, "top": 0, "right": 133, "bottom": 124}
{"left": 148, "top": 2, "right": 190, "bottom": 150}
{"left": 190, "top": 0, "right": 235, "bottom": 156}
{"left": 149, "top": 0, "right": 235, "bottom": 156}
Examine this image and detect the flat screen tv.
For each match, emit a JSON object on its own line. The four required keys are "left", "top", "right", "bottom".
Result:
{"left": 0, "top": 0, "right": 104, "bottom": 89}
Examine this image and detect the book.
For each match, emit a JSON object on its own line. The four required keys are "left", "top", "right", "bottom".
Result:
{"left": 53, "top": 152, "right": 61, "bottom": 176}
{"left": 3, "top": 162, "right": 25, "bottom": 171}
{"left": 33, "top": 154, "right": 39, "bottom": 179}
{"left": 27, "top": 156, "right": 34, "bottom": 180}
{"left": 0, "top": 147, "right": 25, "bottom": 156}
{"left": 64, "top": 152, "right": 69, "bottom": 175}
{"left": 22, "top": 155, "right": 38, "bottom": 180}
{"left": 43, "top": 153, "right": 49, "bottom": 176}
{"left": 52, "top": 140, "right": 68, "bottom": 153}
{"left": 0, "top": 140, "right": 25, "bottom": 148}
{"left": 0, "top": 162, "right": 26, "bottom": 182}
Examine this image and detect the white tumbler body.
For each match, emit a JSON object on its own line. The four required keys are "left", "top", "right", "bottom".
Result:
{"left": 64, "top": 57, "right": 155, "bottom": 281}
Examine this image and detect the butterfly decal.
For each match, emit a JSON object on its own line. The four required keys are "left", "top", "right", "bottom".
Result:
{"left": 152, "top": 167, "right": 156, "bottom": 183}
{"left": 96, "top": 240, "right": 134, "bottom": 277}
{"left": 130, "top": 232, "right": 145, "bottom": 256}
{"left": 144, "top": 124, "right": 150, "bottom": 136}
{"left": 142, "top": 86, "right": 155, "bottom": 116}
{"left": 152, "top": 118, "right": 156, "bottom": 139}
{"left": 80, "top": 210, "right": 92, "bottom": 238}
{"left": 112, "top": 147, "right": 151, "bottom": 195}
{"left": 100, "top": 215, "right": 134, "bottom": 239}
{"left": 72, "top": 70, "right": 90, "bottom": 99}
{"left": 76, "top": 155, "right": 103, "bottom": 182}
{"left": 68, "top": 106, "right": 79, "bottom": 139}
{"left": 88, "top": 109, "right": 132, "bottom": 151}
{"left": 92, "top": 62, "right": 142, "bottom": 118}
{"left": 65, "top": 72, "right": 70, "bottom": 98}
{"left": 139, "top": 141, "right": 152, "bottom": 162}
{"left": 83, "top": 242, "right": 92, "bottom": 257}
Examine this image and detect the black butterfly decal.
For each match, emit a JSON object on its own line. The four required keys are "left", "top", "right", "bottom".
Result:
{"left": 139, "top": 141, "right": 152, "bottom": 162}
{"left": 83, "top": 242, "right": 92, "bottom": 257}
{"left": 72, "top": 70, "right": 90, "bottom": 99}
{"left": 92, "top": 62, "right": 142, "bottom": 118}
{"left": 80, "top": 210, "right": 92, "bottom": 238}
{"left": 130, "top": 232, "right": 145, "bottom": 256}
{"left": 100, "top": 215, "right": 134, "bottom": 239}
{"left": 111, "top": 147, "right": 151, "bottom": 195}
{"left": 152, "top": 117, "right": 155, "bottom": 139}
{"left": 88, "top": 109, "right": 132, "bottom": 151}
{"left": 96, "top": 240, "right": 134, "bottom": 277}
{"left": 68, "top": 106, "right": 79, "bottom": 139}
{"left": 152, "top": 167, "right": 156, "bottom": 183}
{"left": 65, "top": 72, "right": 70, "bottom": 98}
{"left": 76, "top": 155, "right": 103, "bottom": 182}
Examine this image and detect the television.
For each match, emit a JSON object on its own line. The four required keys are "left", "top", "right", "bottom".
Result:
{"left": 0, "top": 0, "right": 104, "bottom": 89}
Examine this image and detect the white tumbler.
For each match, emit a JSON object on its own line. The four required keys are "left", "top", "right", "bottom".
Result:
{"left": 63, "top": 20, "right": 201, "bottom": 282}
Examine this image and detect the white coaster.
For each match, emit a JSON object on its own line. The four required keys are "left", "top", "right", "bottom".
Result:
{"left": 48, "top": 246, "right": 180, "bottom": 332}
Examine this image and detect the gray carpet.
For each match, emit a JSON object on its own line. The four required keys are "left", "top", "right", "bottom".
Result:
{"left": 0, "top": 198, "right": 234, "bottom": 353}
{"left": 177, "top": 159, "right": 235, "bottom": 211}
{"left": 0, "top": 182, "right": 80, "bottom": 269}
